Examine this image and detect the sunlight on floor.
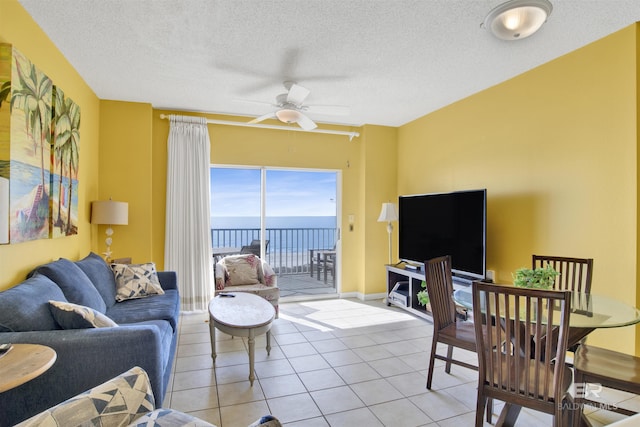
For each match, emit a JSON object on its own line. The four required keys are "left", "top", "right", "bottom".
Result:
{"left": 281, "top": 299, "right": 418, "bottom": 332}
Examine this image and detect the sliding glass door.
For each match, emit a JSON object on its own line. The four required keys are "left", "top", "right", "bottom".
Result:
{"left": 211, "top": 166, "right": 339, "bottom": 297}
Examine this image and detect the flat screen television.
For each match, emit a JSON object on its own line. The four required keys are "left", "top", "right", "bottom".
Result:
{"left": 398, "top": 189, "right": 486, "bottom": 282}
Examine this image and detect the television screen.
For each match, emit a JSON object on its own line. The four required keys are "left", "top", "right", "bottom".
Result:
{"left": 398, "top": 189, "right": 486, "bottom": 280}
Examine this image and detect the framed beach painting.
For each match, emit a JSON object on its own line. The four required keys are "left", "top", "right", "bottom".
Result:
{"left": 0, "top": 44, "right": 52, "bottom": 243}
{"left": 51, "top": 86, "right": 80, "bottom": 238}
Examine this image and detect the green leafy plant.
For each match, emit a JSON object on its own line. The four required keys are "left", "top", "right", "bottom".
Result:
{"left": 417, "top": 280, "right": 430, "bottom": 306}
{"left": 513, "top": 264, "right": 559, "bottom": 289}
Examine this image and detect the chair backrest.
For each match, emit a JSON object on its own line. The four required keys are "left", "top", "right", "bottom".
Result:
{"left": 472, "top": 281, "right": 571, "bottom": 407}
{"left": 240, "top": 245, "right": 260, "bottom": 256}
{"left": 249, "top": 239, "right": 270, "bottom": 253}
{"left": 424, "top": 255, "right": 457, "bottom": 331}
{"left": 532, "top": 255, "right": 593, "bottom": 294}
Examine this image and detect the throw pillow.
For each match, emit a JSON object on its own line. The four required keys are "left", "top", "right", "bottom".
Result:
{"left": 223, "top": 254, "right": 260, "bottom": 286}
{"left": 28, "top": 258, "right": 107, "bottom": 313}
{"left": 111, "top": 262, "right": 165, "bottom": 302}
{"left": 0, "top": 274, "right": 66, "bottom": 332}
{"left": 49, "top": 300, "right": 118, "bottom": 329}
{"left": 75, "top": 252, "right": 118, "bottom": 309}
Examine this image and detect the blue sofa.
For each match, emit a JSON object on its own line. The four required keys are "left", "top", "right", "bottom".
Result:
{"left": 0, "top": 253, "right": 180, "bottom": 427}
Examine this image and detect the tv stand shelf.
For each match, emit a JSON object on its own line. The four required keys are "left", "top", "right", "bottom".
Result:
{"left": 385, "top": 263, "right": 472, "bottom": 320}
{"left": 386, "top": 264, "right": 431, "bottom": 320}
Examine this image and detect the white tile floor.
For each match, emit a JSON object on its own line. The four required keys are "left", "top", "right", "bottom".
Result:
{"left": 165, "top": 298, "right": 640, "bottom": 426}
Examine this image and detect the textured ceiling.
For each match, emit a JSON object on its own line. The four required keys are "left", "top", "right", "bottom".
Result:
{"left": 17, "top": 0, "right": 640, "bottom": 128}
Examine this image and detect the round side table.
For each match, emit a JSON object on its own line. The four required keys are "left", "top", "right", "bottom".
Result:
{"left": 0, "top": 344, "right": 57, "bottom": 392}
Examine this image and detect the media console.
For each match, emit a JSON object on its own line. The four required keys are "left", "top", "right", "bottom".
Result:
{"left": 385, "top": 263, "right": 472, "bottom": 320}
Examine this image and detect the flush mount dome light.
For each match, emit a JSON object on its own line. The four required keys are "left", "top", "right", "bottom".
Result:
{"left": 483, "top": 0, "right": 552, "bottom": 40}
{"left": 275, "top": 108, "right": 301, "bottom": 124}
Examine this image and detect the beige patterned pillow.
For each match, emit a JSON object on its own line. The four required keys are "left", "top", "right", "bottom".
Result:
{"left": 49, "top": 300, "right": 118, "bottom": 329}
{"left": 223, "top": 254, "right": 260, "bottom": 286}
{"left": 111, "top": 262, "right": 165, "bottom": 302}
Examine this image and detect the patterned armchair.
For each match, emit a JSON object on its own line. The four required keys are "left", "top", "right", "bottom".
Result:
{"left": 214, "top": 254, "right": 279, "bottom": 317}
{"left": 16, "top": 366, "right": 282, "bottom": 427}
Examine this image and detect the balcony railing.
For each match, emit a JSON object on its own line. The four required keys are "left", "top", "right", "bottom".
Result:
{"left": 211, "top": 227, "right": 336, "bottom": 275}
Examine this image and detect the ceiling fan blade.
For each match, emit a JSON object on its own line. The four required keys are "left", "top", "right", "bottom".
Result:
{"left": 248, "top": 112, "right": 276, "bottom": 124}
{"left": 234, "top": 98, "right": 277, "bottom": 108}
{"left": 287, "top": 83, "right": 310, "bottom": 105}
{"left": 296, "top": 113, "right": 317, "bottom": 131}
{"left": 304, "top": 105, "right": 350, "bottom": 116}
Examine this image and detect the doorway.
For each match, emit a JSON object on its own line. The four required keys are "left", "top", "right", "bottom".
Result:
{"left": 210, "top": 166, "right": 340, "bottom": 298}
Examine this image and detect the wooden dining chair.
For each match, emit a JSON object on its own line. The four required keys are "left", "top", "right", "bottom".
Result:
{"left": 572, "top": 343, "right": 640, "bottom": 426}
{"left": 472, "top": 281, "right": 575, "bottom": 427}
{"left": 533, "top": 255, "right": 594, "bottom": 350}
{"left": 424, "top": 256, "right": 492, "bottom": 421}
{"left": 532, "top": 255, "right": 593, "bottom": 294}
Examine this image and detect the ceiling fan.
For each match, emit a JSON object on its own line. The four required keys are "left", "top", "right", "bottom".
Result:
{"left": 246, "top": 81, "right": 349, "bottom": 131}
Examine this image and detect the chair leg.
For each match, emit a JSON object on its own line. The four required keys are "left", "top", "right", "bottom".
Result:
{"left": 445, "top": 344, "right": 453, "bottom": 374}
{"left": 475, "top": 390, "right": 487, "bottom": 427}
{"left": 426, "top": 334, "right": 439, "bottom": 389}
{"left": 486, "top": 397, "right": 493, "bottom": 423}
{"left": 573, "top": 371, "right": 585, "bottom": 427}
{"left": 554, "top": 398, "right": 570, "bottom": 427}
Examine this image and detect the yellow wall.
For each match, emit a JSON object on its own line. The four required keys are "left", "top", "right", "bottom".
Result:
{"left": 98, "top": 101, "right": 154, "bottom": 263}
{"left": 4, "top": 0, "right": 640, "bottom": 354}
{"left": 361, "top": 125, "right": 398, "bottom": 295}
{"left": 100, "top": 109, "right": 396, "bottom": 294}
{"left": 0, "top": 0, "right": 100, "bottom": 289}
{"left": 399, "top": 25, "right": 638, "bottom": 354}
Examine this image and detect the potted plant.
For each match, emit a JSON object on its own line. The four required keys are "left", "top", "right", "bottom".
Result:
{"left": 513, "top": 264, "right": 559, "bottom": 289}
{"left": 417, "top": 280, "right": 431, "bottom": 311}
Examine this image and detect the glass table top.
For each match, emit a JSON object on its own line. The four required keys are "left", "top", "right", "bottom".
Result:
{"left": 453, "top": 287, "right": 640, "bottom": 329}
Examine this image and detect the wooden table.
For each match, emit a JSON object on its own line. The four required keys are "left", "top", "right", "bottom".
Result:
{"left": 208, "top": 292, "right": 275, "bottom": 385}
{"left": 310, "top": 249, "right": 336, "bottom": 284}
{"left": 212, "top": 247, "right": 241, "bottom": 259}
{"left": 0, "top": 344, "right": 57, "bottom": 392}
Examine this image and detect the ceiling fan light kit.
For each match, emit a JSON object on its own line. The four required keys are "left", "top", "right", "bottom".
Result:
{"left": 244, "top": 81, "right": 348, "bottom": 132}
{"left": 275, "top": 109, "right": 302, "bottom": 124}
{"left": 483, "top": 0, "right": 552, "bottom": 40}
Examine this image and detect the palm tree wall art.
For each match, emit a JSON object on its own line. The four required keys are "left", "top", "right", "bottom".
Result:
{"left": 51, "top": 86, "right": 80, "bottom": 238}
{"left": 0, "top": 43, "right": 80, "bottom": 244}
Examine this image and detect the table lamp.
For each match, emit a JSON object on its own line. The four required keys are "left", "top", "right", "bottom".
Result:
{"left": 378, "top": 202, "right": 398, "bottom": 264}
{"left": 91, "top": 199, "right": 128, "bottom": 261}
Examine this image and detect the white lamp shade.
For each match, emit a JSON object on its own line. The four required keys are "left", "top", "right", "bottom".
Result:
{"left": 378, "top": 202, "right": 398, "bottom": 222}
{"left": 483, "top": 0, "right": 552, "bottom": 40}
{"left": 91, "top": 200, "right": 128, "bottom": 225}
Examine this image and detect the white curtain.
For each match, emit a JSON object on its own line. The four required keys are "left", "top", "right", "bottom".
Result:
{"left": 165, "top": 115, "right": 214, "bottom": 311}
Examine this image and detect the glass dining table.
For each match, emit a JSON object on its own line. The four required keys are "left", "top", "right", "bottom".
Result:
{"left": 453, "top": 286, "right": 640, "bottom": 427}
{"left": 453, "top": 287, "right": 640, "bottom": 329}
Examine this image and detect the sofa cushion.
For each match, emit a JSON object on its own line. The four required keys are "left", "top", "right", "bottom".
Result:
{"left": 106, "top": 289, "right": 180, "bottom": 331}
{"left": 224, "top": 254, "right": 260, "bottom": 286}
{"left": 29, "top": 258, "right": 107, "bottom": 313}
{"left": 49, "top": 300, "right": 119, "bottom": 329}
{"left": 76, "top": 252, "right": 118, "bottom": 308}
{"left": 249, "top": 415, "right": 283, "bottom": 427}
{"left": 111, "top": 262, "right": 165, "bottom": 302}
{"left": 128, "top": 409, "right": 216, "bottom": 427}
{"left": 0, "top": 274, "right": 65, "bottom": 332}
{"left": 15, "top": 366, "right": 156, "bottom": 427}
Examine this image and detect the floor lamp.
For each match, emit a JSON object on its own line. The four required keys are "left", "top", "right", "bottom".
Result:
{"left": 378, "top": 202, "right": 398, "bottom": 265}
{"left": 91, "top": 199, "right": 128, "bottom": 262}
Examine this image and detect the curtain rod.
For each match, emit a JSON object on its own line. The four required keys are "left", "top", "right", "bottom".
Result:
{"left": 159, "top": 114, "right": 360, "bottom": 141}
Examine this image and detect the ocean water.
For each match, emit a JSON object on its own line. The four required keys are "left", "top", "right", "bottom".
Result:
{"left": 212, "top": 216, "right": 336, "bottom": 229}
{"left": 211, "top": 216, "right": 337, "bottom": 252}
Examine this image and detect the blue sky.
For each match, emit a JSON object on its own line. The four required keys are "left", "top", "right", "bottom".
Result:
{"left": 210, "top": 168, "right": 336, "bottom": 217}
